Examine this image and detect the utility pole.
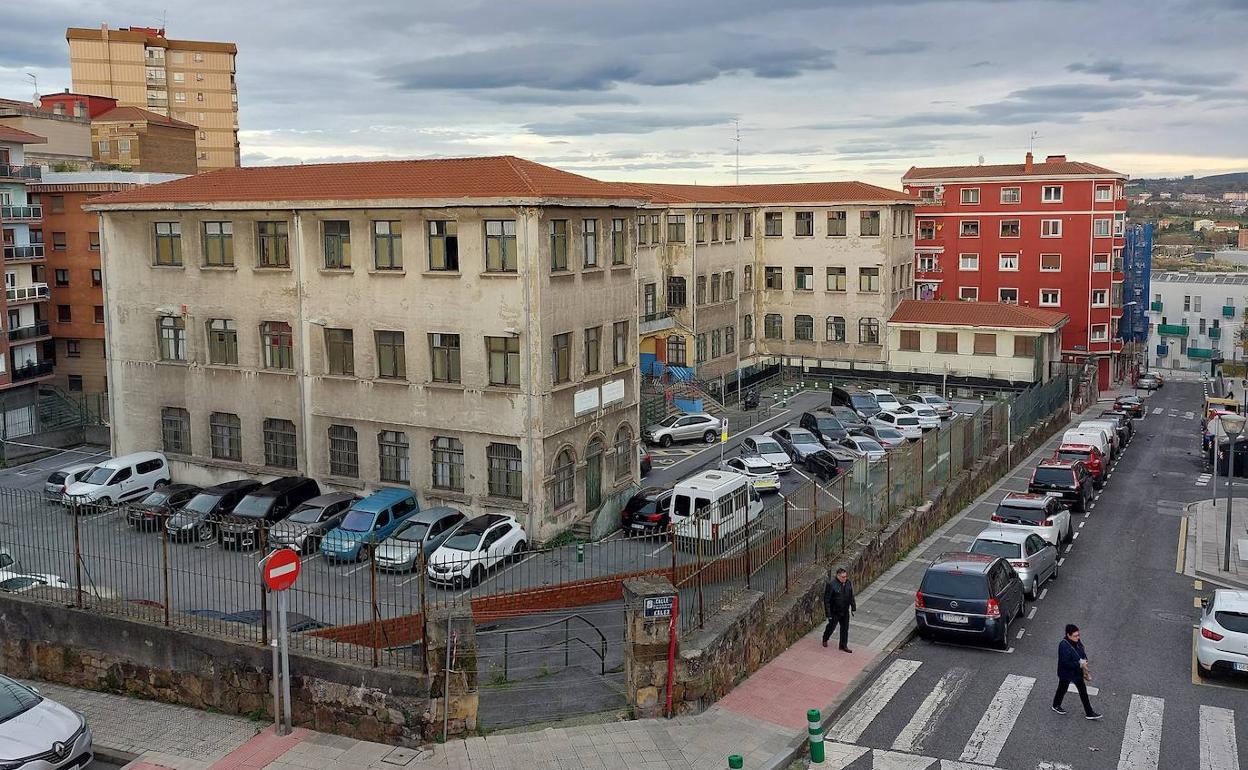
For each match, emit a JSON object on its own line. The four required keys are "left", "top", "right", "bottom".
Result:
{"left": 733, "top": 120, "right": 741, "bottom": 185}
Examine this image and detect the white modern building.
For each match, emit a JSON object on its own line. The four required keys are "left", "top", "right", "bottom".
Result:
{"left": 1147, "top": 272, "right": 1248, "bottom": 371}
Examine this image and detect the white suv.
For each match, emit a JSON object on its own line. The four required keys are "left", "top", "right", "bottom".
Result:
{"left": 868, "top": 389, "right": 903, "bottom": 413}
{"left": 1198, "top": 589, "right": 1248, "bottom": 677}
{"left": 427, "top": 514, "right": 527, "bottom": 587}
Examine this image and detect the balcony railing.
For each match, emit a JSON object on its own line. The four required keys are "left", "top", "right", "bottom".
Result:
{"left": 147, "top": 97, "right": 168, "bottom": 108}
{"left": 6, "top": 284, "right": 49, "bottom": 303}
{"left": 640, "top": 309, "right": 676, "bottom": 335}
{"left": 1188, "top": 347, "right": 1215, "bottom": 360}
{"left": 1150, "top": 301, "right": 1163, "bottom": 312}
{"left": 1224, "top": 305, "right": 1236, "bottom": 318}
{"left": 0, "top": 165, "right": 41, "bottom": 181}
{"left": 146, "top": 74, "right": 167, "bottom": 85}
{"left": 0, "top": 205, "right": 42, "bottom": 222}
{"left": 1157, "top": 324, "right": 1189, "bottom": 337}
{"left": 3, "top": 244, "right": 44, "bottom": 261}
{"left": 1210, "top": 327, "right": 1222, "bottom": 339}
{"left": 1156, "top": 344, "right": 1169, "bottom": 357}
{"left": 10, "top": 360, "right": 55, "bottom": 382}
{"left": 7, "top": 321, "right": 49, "bottom": 342}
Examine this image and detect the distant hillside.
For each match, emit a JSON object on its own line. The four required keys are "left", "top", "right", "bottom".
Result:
{"left": 1130, "top": 172, "right": 1248, "bottom": 196}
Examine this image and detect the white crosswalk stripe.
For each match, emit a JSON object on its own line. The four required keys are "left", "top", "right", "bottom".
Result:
{"left": 958, "top": 674, "right": 1034, "bottom": 766}
{"left": 830, "top": 659, "right": 922, "bottom": 743}
{"left": 892, "top": 667, "right": 974, "bottom": 754}
{"left": 1197, "top": 473, "right": 1212, "bottom": 487}
{"left": 1117, "top": 695, "right": 1164, "bottom": 770}
{"left": 1199, "top": 705, "right": 1240, "bottom": 770}
{"left": 1153, "top": 407, "right": 1164, "bottom": 415}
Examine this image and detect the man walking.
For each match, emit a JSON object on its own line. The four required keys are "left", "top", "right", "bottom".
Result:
{"left": 822, "top": 568, "right": 856, "bottom": 652}
{"left": 1052, "top": 624, "right": 1102, "bottom": 720}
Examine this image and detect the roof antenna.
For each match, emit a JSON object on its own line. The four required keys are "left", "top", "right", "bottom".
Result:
{"left": 1029, "top": 130, "right": 1039, "bottom": 154}
{"left": 977, "top": 155, "right": 984, "bottom": 166}
{"left": 25, "top": 73, "right": 37, "bottom": 106}
{"left": 733, "top": 119, "right": 741, "bottom": 185}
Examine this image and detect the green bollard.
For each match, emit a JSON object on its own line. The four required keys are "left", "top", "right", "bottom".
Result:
{"left": 807, "top": 709, "right": 824, "bottom": 764}
{"left": 728, "top": 756, "right": 743, "bottom": 770}
{"left": 577, "top": 543, "right": 584, "bottom": 563}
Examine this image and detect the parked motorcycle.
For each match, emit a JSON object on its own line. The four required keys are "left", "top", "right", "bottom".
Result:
{"left": 742, "top": 389, "right": 760, "bottom": 410}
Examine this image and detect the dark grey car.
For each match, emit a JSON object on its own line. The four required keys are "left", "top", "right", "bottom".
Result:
{"left": 374, "top": 506, "right": 468, "bottom": 572}
{"left": 771, "top": 427, "right": 825, "bottom": 464}
{"left": 268, "top": 491, "right": 360, "bottom": 553}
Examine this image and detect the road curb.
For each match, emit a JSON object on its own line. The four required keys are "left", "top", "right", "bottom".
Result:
{"left": 92, "top": 744, "right": 140, "bottom": 767}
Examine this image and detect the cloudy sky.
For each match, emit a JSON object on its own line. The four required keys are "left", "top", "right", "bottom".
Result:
{"left": 5, "top": 0, "right": 1247, "bottom": 187}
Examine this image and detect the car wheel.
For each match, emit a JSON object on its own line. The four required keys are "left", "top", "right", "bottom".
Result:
{"left": 997, "top": 616, "right": 1011, "bottom": 650}
{"left": 660, "top": 435, "right": 673, "bottom": 448}
{"left": 1196, "top": 661, "right": 1212, "bottom": 679}
{"left": 512, "top": 541, "right": 527, "bottom": 561}
{"left": 154, "top": 479, "right": 168, "bottom": 489}
{"left": 704, "top": 430, "right": 717, "bottom": 444}
{"left": 470, "top": 565, "right": 485, "bottom": 586}
{"left": 1026, "top": 581, "right": 1037, "bottom": 601}
{"left": 198, "top": 522, "right": 214, "bottom": 542}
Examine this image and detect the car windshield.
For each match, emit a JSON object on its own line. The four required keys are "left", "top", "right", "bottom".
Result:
{"left": 896, "top": 417, "right": 919, "bottom": 426}
{"left": 183, "top": 493, "right": 222, "bottom": 514}
{"left": 814, "top": 418, "right": 841, "bottom": 431}
{"left": 856, "top": 438, "right": 885, "bottom": 452}
{"left": 1033, "top": 467, "right": 1074, "bottom": 486}
{"left": 231, "top": 495, "right": 275, "bottom": 519}
{"left": 789, "top": 429, "right": 818, "bottom": 443}
{"left": 875, "top": 393, "right": 898, "bottom": 403}
{"left": 340, "top": 510, "right": 377, "bottom": 532}
{"left": 658, "top": 415, "right": 682, "bottom": 427}
{"left": 141, "top": 491, "right": 170, "bottom": 505}
{"left": 997, "top": 504, "right": 1049, "bottom": 523}
{"left": 83, "top": 466, "right": 114, "bottom": 485}
{"left": 634, "top": 497, "right": 663, "bottom": 515}
{"left": 875, "top": 427, "right": 904, "bottom": 439}
{"left": 0, "top": 577, "right": 40, "bottom": 592}
{"left": 1055, "top": 450, "right": 1089, "bottom": 463}
{"left": 442, "top": 531, "right": 482, "bottom": 552}
{"left": 0, "top": 677, "right": 41, "bottom": 723}
{"left": 851, "top": 395, "right": 878, "bottom": 410}
{"left": 971, "top": 539, "right": 1021, "bottom": 559}
{"left": 754, "top": 439, "right": 783, "bottom": 454}
{"left": 925, "top": 396, "right": 947, "bottom": 405}
{"left": 921, "top": 570, "right": 988, "bottom": 597}
{"left": 287, "top": 504, "right": 326, "bottom": 524}
{"left": 1215, "top": 611, "right": 1248, "bottom": 634}
{"left": 47, "top": 471, "right": 67, "bottom": 484}
{"left": 394, "top": 521, "right": 430, "bottom": 543}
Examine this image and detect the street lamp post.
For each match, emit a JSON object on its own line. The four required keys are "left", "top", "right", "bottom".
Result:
{"left": 1220, "top": 412, "right": 1247, "bottom": 571}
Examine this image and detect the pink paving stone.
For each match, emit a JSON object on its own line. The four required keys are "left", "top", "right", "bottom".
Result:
{"left": 208, "top": 726, "right": 308, "bottom": 770}
{"left": 125, "top": 764, "right": 175, "bottom": 770}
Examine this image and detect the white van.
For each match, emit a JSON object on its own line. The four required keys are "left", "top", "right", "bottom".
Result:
{"left": 1061, "top": 428, "right": 1109, "bottom": 460}
{"left": 669, "top": 469, "right": 764, "bottom": 553}
{"left": 1078, "top": 420, "right": 1121, "bottom": 457}
{"left": 62, "top": 451, "right": 171, "bottom": 506}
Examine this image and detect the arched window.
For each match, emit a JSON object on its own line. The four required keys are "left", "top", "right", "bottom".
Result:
{"left": 585, "top": 438, "right": 604, "bottom": 512}
{"left": 553, "top": 449, "right": 575, "bottom": 508}
{"left": 614, "top": 425, "right": 633, "bottom": 480}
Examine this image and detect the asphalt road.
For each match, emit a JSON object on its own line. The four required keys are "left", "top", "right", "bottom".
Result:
{"left": 822, "top": 380, "right": 1248, "bottom": 770}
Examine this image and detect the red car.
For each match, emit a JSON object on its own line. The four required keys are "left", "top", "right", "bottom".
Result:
{"left": 1052, "top": 443, "right": 1105, "bottom": 487}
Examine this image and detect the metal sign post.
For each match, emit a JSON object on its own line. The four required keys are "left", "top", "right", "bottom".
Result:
{"left": 261, "top": 548, "right": 302, "bottom": 736}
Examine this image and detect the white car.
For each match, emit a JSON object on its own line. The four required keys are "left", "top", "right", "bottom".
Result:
{"left": 868, "top": 389, "right": 904, "bottom": 413}
{"left": 870, "top": 411, "right": 923, "bottom": 440}
{"left": 898, "top": 403, "right": 940, "bottom": 430}
{"left": 739, "top": 435, "right": 793, "bottom": 473}
{"left": 0, "top": 675, "right": 93, "bottom": 770}
{"left": 1198, "top": 589, "right": 1248, "bottom": 677}
{"left": 0, "top": 570, "right": 70, "bottom": 593}
{"left": 908, "top": 393, "right": 954, "bottom": 419}
{"left": 427, "top": 513, "right": 527, "bottom": 586}
{"left": 990, "top": 492, "right": 1071, "bottom": 546}
{"left": 720, "top": 455, "right": 781, "bottom": 493}
{"left": 839, "top": 435, "right": 887, "bottom": 461}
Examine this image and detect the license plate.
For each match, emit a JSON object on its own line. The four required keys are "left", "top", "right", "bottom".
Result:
{"left": 631, "top": 523, "right": 647, "bottom": 530}
{"left": 939, "top": 613, "right": 969, "bottom": 624}
{"left": 1234, "top": 663, "right": 1248, "bottom": 673}
{"left": 222, "top": 534, "right": 235, "bottom": 542}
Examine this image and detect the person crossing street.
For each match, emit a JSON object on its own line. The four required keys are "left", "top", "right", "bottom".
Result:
{"left": 1052, "top": 624, "right": 1102, "bottom": 720}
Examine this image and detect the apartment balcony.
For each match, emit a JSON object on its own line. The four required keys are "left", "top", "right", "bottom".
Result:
{"left": 10, "top": 360, "right": 54, "bottom": 383}
{"left": 1156, "top": 344, "right": 1169, "bottom": 357}
{"left": 146, "top": 74, "right": 167, "bottom": 86}
{"left": 1150, "top": 301, "right": 1163, "bottom": 312}
{"left": 0, "top": 165, "right": 41, "bottom": 181}
{"left": 1224, "top": 305, "right": 1236, "bottom": 318}
{"left": 640, "top": 310, "right": 676, "bottom": 335}
{"left": 1157, "top": 324, "right": 1189, "bottom": 337}
{"left": 1188, "top": 347, "right": 1215, "bottom": 360}
{"left": 147, "top": 97, "right": 168, "bottom": 108}
{"left": 6, "top": 283, "right": 49, "bottom": 303}
{"left": 3, "top": 244, "right": 45, "bottom": 262}
{"left": 1210, "top": 327, "right": 1222, "bottom": 339}
{"left": 7, "top": 321, "right": 49, "bottom": 342}
{"left": 0, "top": 205, "right": 42, "bottom": 223}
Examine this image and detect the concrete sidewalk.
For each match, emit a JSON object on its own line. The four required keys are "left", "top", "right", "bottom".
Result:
{"left": 40, "top": 397, "right": 1128, "bottom": 770}
{"left": 1191, "top": 496, "right": 1248, "bottom": 590}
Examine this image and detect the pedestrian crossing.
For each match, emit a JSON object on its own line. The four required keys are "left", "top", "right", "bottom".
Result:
{"left": 822, "top": 659, "right": 1244, "bottom": 770}
{"left": 1198, "top": 473, "right": 1213, "bottom": 487}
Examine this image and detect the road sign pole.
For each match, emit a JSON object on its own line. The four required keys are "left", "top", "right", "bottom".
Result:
{"left": 269, "top": 590, "right": 281, "bottom": 733}
{"left": 279, "top": 590, "right": 292, "bottom": 735}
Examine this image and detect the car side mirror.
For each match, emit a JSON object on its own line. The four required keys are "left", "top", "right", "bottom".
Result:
{"left": 1201, "top": 596, "right": 1210, "bottom": 610}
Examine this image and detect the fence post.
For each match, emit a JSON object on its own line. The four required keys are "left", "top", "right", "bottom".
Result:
{"left": 669, "top": 524, "right": 677, "bottom": 582}
{"left": 696, "top": 534, "right": 705, "bottom": 630}
{"left": 918, "top": 436, "right": 925, "bottom": 500}
{"left": 783, "top": 498, "right": 790, "bottom": 593}
{"left": 419, "top": 550, "right": 430, "bottom": 676}
{"left": 161, "top": 522, "right": 171, "bottom": 626}
{"left": 72, "top": 503, "right": 83, "bottom": 609}
{"left": 744, "top": 498, "right": 752, "bottom": 591}
{"left": 885, "top": 453, "right": 892, "bottom": 521}
{"left": 260, "top": 526, "right": 269, "bottom": 644}
{"left": 370, "top": 547, "right": 380, "bottom": 668}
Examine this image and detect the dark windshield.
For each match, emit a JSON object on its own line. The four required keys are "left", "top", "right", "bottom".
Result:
{"left": 230, "top": 495, "right": 275, "bottom": 518}
{"left": 443, "top": 531, "right": 481, "bottom": 551}
{"left": 0, "top": 677, "right": 41, "bottom": 723}
{"left": 340, "top": 510, "right": 376, "bottom": 532}
{"left": 920, "top": 571, "right": 988, "bottom": 598}
{"left": 47, "top": 471, "right": 67, "bottom": 484}
{"left": 854, "top": 438, "right": 885, "bottom": 452}
{"left": 141, "top": 491, "right": 170, "bottom": 506}
{"left": 1216, "top": 611, "right": 1248, "bottom": 634}
{"left": 851, "top": 395, "right": 878, "bottom": 410}
{"left": 183, "top": 493, "right": 223, "bottom": 514}
{"left": 1055, "top": 450, "right": 1089, "bottom": 464}
{"left": 754, "top": 439, "right": 783, "bottom": 454}
{"left": 971, "top": 539, "right": 1021, "bottom": 559}
{"left": 875, "top": 427, "right": 904, "bottom": 439}
{"left": 83, "top": 466, "right": 114, "bottom": 485}
{"left": 287, "top": 504, "right": 325, "bottom": 524}
{"left": 789, "top": 429, "right": 818, "bottom": 443}
{"left": 0, "top": 577, "right": 39, "bottom": 592}
{"left": 814, "top": 418, "right": 841, "bottom": 432}
{"left": 997, "top": 504, "right": 1049, "bottom": 523}
{"left": 394, "top": 522, "right": 430, "bottom": 543}
{"left": 658, "top": 415, "right": 681, "bottom": 427}
{"left": 1032, "top": 468, "right": 1074, "bottom": 486}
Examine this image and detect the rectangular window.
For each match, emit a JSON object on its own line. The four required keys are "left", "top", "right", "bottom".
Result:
{"left": 795, "top": 267, "right": 814, "bottom": 291}
{"left": 899, "top": 329, "right": 921, "bottom": 351}
{"left": 552, "top": 332, "right": 572, "bottom": 384}
{"left": 959, "top": 220, "right": 980, "bottom": 238}
{"left": 859, "top": 318, "right": 880, "bottom": 344}
{"left": 724, "top": 271, "right": 734, "bottom": 297}
{"left": 256, "top": 221, "right": 289, "bottom": 267}
{"left": 1040, "top": 253, "right": 1061, "bottom": 271}
{"left": 859, "top": 210, "right": 880, "bottom": 237}
{"left": 613, "top": 320, "right": 629, "bottom": 367}
{"left": 611, "top": 218, "right": 626, "bottom": 265}
{"left": 431, "top": 436, "right": 465, "bottom": 491}
{"left": 743, "top": 266, "right": 753, "bottom": 291}
{"left": 91, "top": 269, "right": 102, "bottom": 286}
{"left": 88, "top": 232, "right": 100, "bottom": 251}
{"left": 826, "top": 316, "right": 845, "bottom": 342}
{"left": 487, "top": 443, "right": 523, "bottom": 499}
{"left": 724, "top": 213, "right": 734, "bottom": 241}
{"left": 667, "top": 214, "right": 686, "bottom": 243}
{"left": 1000, "top": 187, "right": 1021, "bottom": 204}
{"left": 154, "top": 222, "right": 182, "bottom": 265}
{"left": 1091, "top": 290, "right": 1108, "bottom": 307}
{"left": 429, "top": 333, "right": 461, "bottom": 382}
{"left": 487, "top": 335, "right": 521, "bottom": 386}
{"left": 795, "top": 211, "right": 814, "bottom": 236}
{"left": 742, "top": 212, "right": 753, "bottom": 238}
{"left": 999, "top": 288, "right": 1018, "bottom": 304}
{"left": 209, "top": 412, "right": 241, "bottom": 461}
{"left": 207, "top": 318, "right": 238, "bottom": 365}
{"left": 742, "top": 314, "right": 754, "bottom": 339}
{"left": 263, "top": 418, "right": 297, "bottom": 469}
{"left": 958, "top": 286, "right": 979, "bottom": 301}
{"left": 56, "top": 304, "right": 71, "bottom": 322}
{"left": 66, "top": 339, "right": 81, "bottom": 358}
{"left": 636, "top": 215, "right": 648, "bottom": 245}
{"left": 764, "top": 212, "right": 783, "bottom": 237}
{"left": 161, "top": 407, "right": 190, "bottom": 454}
{"left": 1113, "top": 213, "right": 1125, "bottom": 236}
{"left": 710, "top": 273, "right": 721, "bottom": 302}
{"left": 49, "top": 195, "right": 65, "bottom": 213}
{"left": 825, "top": 210, "right": 848, "bottom": 237}
{"left": 930, "top": 332, "right": 957, "bottom": 354}
{"left": 1093, "top": 253, "right": 1109, "bottom": 272}
{"left": 695, "top": 214, "right": 707, "bottom": 243}
{"left": 261, "top": 321, "right": 293, "bottom": 369}
{"left": 1041, "top": 219, "right": 1062, "bottom": 237}
{"left": 1042, "top": 185, "right": 1063, "bottom": 203}
{"left": 1040, "top": 289, "right": 1061, "bottom": 307}
{"left": 323, "top": 220, "right": 351, "bottom": 268}
{"left": 1090, "top": 324, "right": 1109, "bottom": 342}
{"left": 999, "top": 253, "right": 1019, "bottom": 271}
{"left": 1000, "top": 219, "right": 1020, "bottom": 238}
{"left": 550, "top": 219, "right": 568, "bottom": 271}
{"left": 51, "top": 232, "right": 67, "bottom": 251}
{"left": 918, "top": 220, "right": 934, "bottom": 240}
{"left": 696, "top": 275, "right": 707, "bottom": 305}
{"left": 94, "top": 306, "right": 104, "bottom": 324}
{"left": 793, "top": 316, "right": 813, "bottom": 341}
{"left": 667, "top": 277, "right": 686, "bottom": 307}
{"left": 1014, "top": 336, "right": 1035, "bottom": 357}
{"left": 1095, "top": 185, "right": 1113, "bottom": 202}
{"left": 54, "top": 269, "right": 69, "bottom": 287}
{"left": 765, "top": 266, "right": 783, "bottom": 290}
{"left": 710, "top": 213, "right": 720, "bottom": 241}
{"left": 973, "top": 333, "right": 996, "bottom": 355}
{"left": 710, "top": 329, "right": 721, "bottom": 358}
{"left": 960, "top": 253, "right": 979, "bottom": 271}
{"left": 859, "top": 267, "right": 880, "bottom": 292}
{"left": 764, "top": 314, "right": 783, "bottom": 339}
{"left": 375, "top": 330, "right": 407, "bottom": 379}
{"left": 1194, "top": 295, "right": 1202, "bottom": 312}
{"left": 157, "top": 316, "right": 186, "bottom": 361}
{"left": 325, "top": 328, "right": 354, "bottom": 375}
{"left": 650, "top": 214, "right": 660, "bottom": 244}
{"left": 961, "top": 188, "right": 980, "bottom": 204}
{"left": 428, "top": 220, "right": 459, "bottom": 271}
{"left": 918, "top": 255, "right": 936, "bottom": 272}
{"left": 378, "top": 430, "right": 410, "bottom": 483}
{"left": 725, "top": 325, "right": 735, "bottom": 353}
{"left": 485, "top": 219, "right": 517, "bottom": 272}
{"left": 203, "top": 221, "right": 233, "bottom": 266}
{"left": 373, "top": 220, "right": 402, "bottom": 270}
{"left": 583, "top": 218, "right": 598, "bottom": 267}
{"left": 583, "top": 326, "right": 600, "bottom": 374}
{"left": 328, "top": 425, "right": 359, "bottom": 478}
{"left": 1094, "top": 218, "right": 1111, "bottom": 237}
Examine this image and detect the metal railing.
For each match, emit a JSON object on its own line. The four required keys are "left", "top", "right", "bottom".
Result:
{"left": 3, "top": 244, "right": 44, "bottom": 261}
{"left": 0, "top": 205, "right": 42, "bottom": 221}
{"left": 11, "top": 361, "right": 55, "bottom": 382}
{"left": 8, "top": 321, "right": 49, "bottom": 342}
{"left": 0, "top": 165, "right": 41, "bottom": 181}
{"left": 6, "top": 283, "right": 49, "bottom": 302}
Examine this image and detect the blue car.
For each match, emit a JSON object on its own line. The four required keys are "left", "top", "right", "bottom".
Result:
{"left": 319, "top": 488, "right": 420, "bottom": 562}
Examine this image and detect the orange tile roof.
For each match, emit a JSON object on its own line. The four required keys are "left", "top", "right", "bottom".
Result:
{"left": 903, "top": 160, "right": 1123, "bottom": 181}
{"left": 621, "top": 180, "right": 912, "bottom": 204}
{"left": 94, "top": 106, "right": 196, "bottom": 130}
{"left": 890, "top": 300, "right": 1069, "bottom": 330}
{"left": 0, "top": 125, "right": 48, "bottom": 145}
{"left": 94, "top": 155, "right": 649, "bottom": 206}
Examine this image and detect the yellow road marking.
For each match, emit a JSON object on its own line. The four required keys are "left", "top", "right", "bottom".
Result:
{"left": 1195, "top": 596, "right": 1204, "bottom": 608}
{"left": 1177, "top": 517, "right": 1189, "bottom": 574}
{"left": 1195, "top": 579, "right": 1203, "bottom": 590}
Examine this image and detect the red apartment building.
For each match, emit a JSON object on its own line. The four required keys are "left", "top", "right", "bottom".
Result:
{"left": 903, "top": 153, "right": 1128, "bottom": 390}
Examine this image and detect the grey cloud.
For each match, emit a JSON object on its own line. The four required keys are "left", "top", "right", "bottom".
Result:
{"left": 1067, "top": 59, "right": 1238, "bottom": 87}
{"left": 524, "top": 112, "right": 736, "bottom": 137}
{"left": 860, "top": 40, "right": 933, "bottom": 56}
{"left": 469, "top": 89, "right": 639, "bottom": 106}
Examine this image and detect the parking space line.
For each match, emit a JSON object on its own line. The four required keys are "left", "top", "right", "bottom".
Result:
{"left": 1039, "top": 588, "right": 1049, "bottom": 600}
{"left": 1016, "top": 628, "right": 1025, "bottom": 639}
{"left": 1065, "top": 544, "right": 1074, "bottom": 553}
{"left": 1073, "top": 531, "right": 1080, "bottom": 540}
{"left": 1078, "top": 521, "right": 1085, "bottom": 529}
{"left": 343, "top": 562, "right": 370, "bottom": 576}
{"left": 454, "top": 551, "right": 538, "bottom": 599}
{"left": 1027, "top": 607, "right": 1037, "bottom": 619}
{"left": 648, "top": 542, "right": 671, "bottom": 557}
{"left": 1057, "top": 557, "right": 1065, "bottom": 566}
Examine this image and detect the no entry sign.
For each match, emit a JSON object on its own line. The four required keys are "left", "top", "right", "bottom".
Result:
{"left": 263, "top": 548, "right": 302, "bottom": 592}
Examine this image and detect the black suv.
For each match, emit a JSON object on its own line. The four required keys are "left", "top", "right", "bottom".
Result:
{"left": 219, "top": 476, "right": 322, "bottom": 549}
{"left": 800, "top": 411, "right": 849, "bottom": 447}
{"left": 915, "top": 553, "right": 1025, "bottom": 649}
{"left": 166, "top": 479, "right": 261, "bottom": 542}
{"left": 621, "top": 487, "right": 673, "bottom": 536}
{"left": 830, "top": 386, "right": 882, "bottom": 419}
{"left": 1027, "top": 459, "right": 1094, "bottom": 512}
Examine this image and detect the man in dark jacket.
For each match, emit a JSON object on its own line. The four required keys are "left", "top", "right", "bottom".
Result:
{"left": 1052, "top": 624, "right": 1101, "bottom": 719}
{"left": 822, "top": 568, "right": 857, "bottom": 652}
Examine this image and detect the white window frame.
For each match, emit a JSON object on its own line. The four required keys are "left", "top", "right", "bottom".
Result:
{"left": 999, "top": 219, "right": 1021, "bottom": 238}
{"left": 959, "top": 220, "right": 980, "bottom": 238}
{"left": 958, "top": 286, "right": 979, "bottom": 301}
{"left": 1113, "top": 213, "right": 1125, "bottom": 236}
{"left": 999, "top": 253, "right": 1019, "bottom": 271}
{"left": 1093, "top": 253, "right": 1110, "bottom": 272}
{"left": 1039, "top": 289, "right": 1061, "bottom": 307}
{"left": 917, "top": 254, "right": 937, "bottom": 272}
{"left": 1090, "top": 323, "right": 1109, "bottom": 342}
{"left": 998, "top": 288, "right": 1019, "bottom": 304}
{"left": 1094, "top": 218, "right": 1111, "bottom": 237}
{"left": 1042, "top": 185, "right": 1063, "bottom": 203}
{"left": 918, "top": 219, "right": 935, "bottom": 240}
{"left": 961, "top": 187, "right": 980, "bottom": 205}
{"left": 1095, "top": 185, "right": 1113, "bottom": 202}
{"left": 959, "top": 253, "right": 979, "bottom": 271}
{"left": 1041, "top": 219, "right": 1062, "bottom": 237}
{"left": 1000, "top": 187, "right": 1021, "bottom": 204}
{"left": 1091, "top": 289, "right": 1109, "bottom": 307}
{"left": 1039, "top": 253, "right": 1061, "bottom": 272}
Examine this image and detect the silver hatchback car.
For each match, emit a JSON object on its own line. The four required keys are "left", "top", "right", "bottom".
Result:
{"left": 0, "top": 675, "right": 93, "bottom": 770}
{"left": 643, "top": 412, "right": 724, "bottom": 448}
{"left": 969, "top": 526, "right": 1058, "bottom": 600}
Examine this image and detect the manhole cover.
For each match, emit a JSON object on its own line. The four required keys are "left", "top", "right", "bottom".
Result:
{"left": 1152, "top": 610, "right": 1192, "bottom": 624}
{"left": 382, "top": 746, "right": 431, "bottom": 766}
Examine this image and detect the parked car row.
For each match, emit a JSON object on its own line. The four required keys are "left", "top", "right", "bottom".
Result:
{"left": 914, "top": 399, "right": 1142, "bottom": 649}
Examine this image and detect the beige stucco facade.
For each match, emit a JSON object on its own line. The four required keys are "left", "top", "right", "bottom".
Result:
{"left": 94, "top": 200, "right": 642, "bottom": 540}
{"left": 886, "top": 323, "right": 1063, "bottom": 383}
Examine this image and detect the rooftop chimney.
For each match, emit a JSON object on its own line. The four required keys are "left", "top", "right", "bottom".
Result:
{"left": 1024, "top": 152, "right": 1034, "bottom": 172}
{"left": 1046, "top": 154, "right": 1067, "bottom": 163}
